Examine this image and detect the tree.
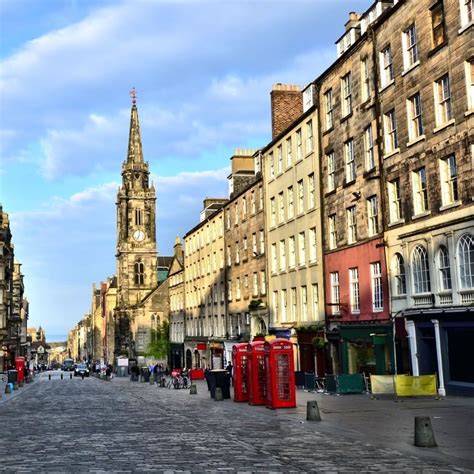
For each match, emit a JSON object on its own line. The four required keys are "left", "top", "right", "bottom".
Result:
{"left": 146, "top": 322, "right": 170, "bottom": 360}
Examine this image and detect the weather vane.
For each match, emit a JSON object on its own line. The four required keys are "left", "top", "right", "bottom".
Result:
{"left": 129, "top": 87, "right": 137, "bottom": 106}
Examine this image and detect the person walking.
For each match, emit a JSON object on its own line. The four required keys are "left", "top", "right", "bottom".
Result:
{"left": 226, "top": 361, "right": 233, "bottom": 386}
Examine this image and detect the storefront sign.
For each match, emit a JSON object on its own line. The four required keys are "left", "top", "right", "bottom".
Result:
{"left": 196, "top": 343, "right": 207, "bottom": 351}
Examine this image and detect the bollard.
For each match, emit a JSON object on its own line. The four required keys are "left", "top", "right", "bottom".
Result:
{"left": 414, "top": 416, "right": 437, "bottom": 447}
{"left": 190, "top": 384, "right": 197, "bottom": 395}
{"left": 214, "top": 387, "right": 224, "bottom": 401}
{"left": 48, "top": 374, "right": 51, "bottom": 381}
{"left": 81, "top": 373, "right": 85, "bottom": 380}
{"left": 70, "top": 373, "right": 72, "bottom": 380}
{"left": 5, "top": 384, "right": 12, "bottom": 394}
{"left": 61, "top": 373, "right": 63, "bottom": 380}
{"left": 306, "top": 400, "right": 321, "bottom": 421}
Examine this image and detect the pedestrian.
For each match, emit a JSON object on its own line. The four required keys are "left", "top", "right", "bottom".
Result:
{"left": 153, "top": 363, "right": 159, "bottom": 384}
{"left": 226, "top": 361, "right": 233, "bottom": 386}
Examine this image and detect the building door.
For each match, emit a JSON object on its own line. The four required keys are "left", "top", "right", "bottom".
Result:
{"left": 185, "top": 349, "right": 192, "bottom": 369}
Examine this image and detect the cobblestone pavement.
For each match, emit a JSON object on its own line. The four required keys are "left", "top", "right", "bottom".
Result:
{"left": 0, "top": 373, "right": 472, "bottom": 473}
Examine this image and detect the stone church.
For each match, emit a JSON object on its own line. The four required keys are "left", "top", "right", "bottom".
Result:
{"left": 114, "top": 93, "right": 170, "bottom": 360}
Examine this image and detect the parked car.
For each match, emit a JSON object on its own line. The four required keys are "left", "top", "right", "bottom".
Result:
{"left": 74, "top": 364, "right": 90, "bottom": 377}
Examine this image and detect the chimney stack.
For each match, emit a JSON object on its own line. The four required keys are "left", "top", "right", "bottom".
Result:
{"left": 270, "top": 84, "right": 302, "bottom": 139}
{"left": 345, "top": 12, "right": 361, "bottom": 31}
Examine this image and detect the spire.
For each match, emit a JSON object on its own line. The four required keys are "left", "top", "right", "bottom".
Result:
{"left": 126, "top": 87, "right": 144, "bottom": 164}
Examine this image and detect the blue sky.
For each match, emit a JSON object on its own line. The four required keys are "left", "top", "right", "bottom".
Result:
{"left": 0, "top": 0, "right": 368, "bottom": 341}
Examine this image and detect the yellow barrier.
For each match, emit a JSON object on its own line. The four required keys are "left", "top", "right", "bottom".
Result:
{"left": 394, "top": 375, "right": 437, "bottom": 397}
{"left": 370, "top": 375, "right": 395, "bottom": 395}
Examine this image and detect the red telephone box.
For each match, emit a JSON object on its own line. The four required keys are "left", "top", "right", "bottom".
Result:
{"left": 265, "top": 339, "right": 296, "bottom": 409}
{"left": 247, "top": 341, "right": 266, "bottom": 405}
{"left": 232, "top": 343, "right": 249, "bottom": 402}
{"left": 15, "top": 356, "right": 26, "bottom": 383}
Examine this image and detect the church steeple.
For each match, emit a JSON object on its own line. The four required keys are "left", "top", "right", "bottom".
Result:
{"left": 126, "top": 87, "right": 144, "bottom": 164}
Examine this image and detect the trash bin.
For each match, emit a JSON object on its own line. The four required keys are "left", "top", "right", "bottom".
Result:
{"left": 140, "top": 368, "right": 150, "bottom": 383}
{"left": 208, "top": 369, "right": 230, "bottom": 399}
{"left": 8, "top": 370, "right": 18, "bottom": 384}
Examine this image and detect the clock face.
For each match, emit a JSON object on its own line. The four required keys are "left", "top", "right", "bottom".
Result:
{"left": 133, "top": 230, "right": 145, "bottom": 242}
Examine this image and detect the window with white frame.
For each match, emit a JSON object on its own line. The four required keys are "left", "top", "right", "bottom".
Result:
{"left": 251, "top": 192, "right": 256, "bottom": 214}
{"left": 393, "top": 253, "right": 407, "bottom": 296}
{"left": 252, "top": 233, "right": 257, "bottom": 254}
{"left": 286, "top": 137, "right": 292, "bottom": 167}
{"left": 324, "top": 89, "right": 334, "bottom": 130}
{"left": 330, "top": 272, "right": 340, "bottom": 315}
{"left": 327, "top": 152, "right": 336, "bottom": 192}
{"left": 367, "top": 195, "right": 379, "bottom": 236}
{"left": 380, "top": 46, "right": 394, "bottom": 88}
{"left": 364, "top": 124, "right": 375, "bottom": 170}
{"left": 329, "top": 214, "right": 337, "bottom": 249}
{"left": 244, "top": 274, "right": 249, "bottom": 290}
{"left": 278, "top": 191, "right": 285, "bottom": 223}
{"left": 431, "top": 1, "right": 446, "bottom": 48}
{"left": 271, "top": 243, "right": 277, "bottom": 273}
{"left": 341, "top": 73, "right": 352, "bottom": 116}
{"left": 344, "top": 139, "right": 355, "bottom": 182}
{"left": 438, "top": 246, "right": 452, "bottom": 291}
{"left": 279, "top": 240, "right": 286, "bottom": 271}
{"left": 259, "top": 186, "right": 263, "bottom": 210}
{"left": 272, "top": 291, "right": 279, "bottom": 321}
{"left": 287, "top": 185, "right": 294, "bottom": 219}
{"left": 434, "top": 74, "right": 453, "bottom": 126}
{"left": 361, "top": 57, "right": 370, "bottom": 102}
{"left": 269, "top": 152, "right": 275, "bottom": 179}
{"left": 457, "top": 234, "right": 474, "bottom": 289}
{"left": 235, "top": 243, "right": 240, "bottom": 264}
{"left": 270, "top": 197, "right": 276, "bottom": 226}
{"left": 371, "top": 262, "right": 383, "bottom": 310}
{"left": 306, "top": 120, "right": 313, "bottom": 153}
{"left": 311, "top": 283, "right": 319, "bottom": 317}
{"left": 243, "top": 237, "right": 248, "bottom": 252}
{"left": 309, "top": 227, "right": 317, "bottom": 262}
{"left": 412, "top": 245, "right": 431, "bottom": 294}
{"left": 259, "top": 230, "right": 265, "bottom": 255}
{"left": 228, "top": 280, "right": 232, "bottom": 301}
{"left": 281, "top": 289, "right": 287, "bottom": 322}
{"left": 289, "top": 235, "right": 296, "bottom": 268}
{"left": 412, "top": 167, "right": 428, "bottom": 215}
{"left": 384, "top": 109, "right": 399, "bottom": 153}
{"left": 347, "top": 206, "right": 357, "bottom": 244}
{"left": 290, "top": 287, "right": 297, "bottom": 321}
{"left": 301, "top": 286, "right": 308, "bottom": 320}
{"left": 308, "top": 173, "right": 315, "bottom": 209}
{"left": 242, "top": 197, "right": 247, "bottom": 219}
{"left": 297, "top": 179, "right": 304, "bottom": 214}
{"left": 298, "top": 232, "right": 306, "bottom": 265}
{"left": 466, "top": 60, "right": 474, "bottom": 110}
{"left": 252, "top": 272, "right": 258, "bottom": 296}
{"left": 227, "top": 245, "right": 231, "bottom": 266}
{"left": 277, "top": 144, "right": 283, "bottom": 174}
{"left": 388, "top": 178, "right": 402, "bottom": 223}
{"left": 439, "top": 155, "right": 459, "bottom": 205}
{"left": 407, "top": 93, "right": 424, "bottom": 140}
{"left": 403, "top": 24, "right": 419, "bottom": 70}
{"left": 234, "top": 203, "right": 239, "bottom": 225}
{"left": 349, "top": 267, "right": 360, "bottom": 313}
{"left": 296, "top": 129, "right": 302, "bottom": 161}
{"left": 260, "top": 270, "right": 266, "bottom": 295}
{"left": 460, "top": 0, "right": 474, "bottom": 27}
{"left": 236, "top": 277, "right": 241, "bottom": 300}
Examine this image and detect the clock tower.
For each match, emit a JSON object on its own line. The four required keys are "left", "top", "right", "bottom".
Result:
{"left": 115, "top": 90, "right": 158, "bottom": 356}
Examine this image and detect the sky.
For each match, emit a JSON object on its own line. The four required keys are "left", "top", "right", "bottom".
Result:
{"left": 0, "top": 0, "right": 368, "bottom": 341}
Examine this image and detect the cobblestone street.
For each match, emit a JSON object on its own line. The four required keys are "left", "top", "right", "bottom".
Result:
{"left": 0, "top": 373, "right": 473, "bottom": 472}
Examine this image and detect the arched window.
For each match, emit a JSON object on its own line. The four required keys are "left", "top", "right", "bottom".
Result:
{"left": 412, "top": 245, "right": 431, "bottom": 294}
{"left": 438, "top": 246, "right": 452, "bottom": 291}
{"left": 134, "top": 261, "right": 144, "bottom": 285}
{"left": 457, "top": 234, "right": 474, "bottom": 289}
{"left": 393, "top": 253, "right": 406, "bottom": 295}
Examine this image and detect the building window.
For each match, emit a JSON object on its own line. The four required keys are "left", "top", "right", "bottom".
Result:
{"left": 434, "top": 74, "right": 453, "bottom": 126}
{"left": 311, "top": 283, "right": 319, "bottom": 318}
{"left": 286, "top": 137, "right": 292, "bottom": 167}
{"left": 287, "top": 185, "right": 294, "bottom": 219}
{"left": 347, "top": 206, "right": 357, "bottom": 244}
{"left": 296, "top": 129, "right": 302, "bottom": 161}
{"left": 457, "top": 234, "right": 474, "bottom": 289}
{"left": 329, "top": 214, "right": 337, "bottom": 250}
{"left": 269, "top": 152, "right": 276, "bottom": 179}
{"left": 324, "top": 89, "right": 334, "bottom": 130}
{"left": 297, "top": 179, "right": 304, "bottom": 214}
{"left": 308, "top": 173, "right": 315, "bottom": 209}
{"left": 344, "top": 139, "right": 355, "bottom": 183}
{"left": 279, "top": 240, "right": 286, "bottom": 271}
{"left": 330, "top": 272, "right": 340, "bottom": 315}
{"left": 384, "top": 109, "right": 398, "bottom": 154}
{"left": 259, "top": 186, "right": 263, "bottom": 210}
{"left": 367, "top": 195, "right": 379, "bottom": 236}
{"left": 301, "top": 286, "right": 308, "bottom": 321}
{"left": 393, "top": 253, "right": 406, "bottom": 296}
{"left": 272, "top": 291, "right": 279, "bottom": 321}
{"left": 371, "top": 262, "right": 383, "bottom": 311}
{"left": 341, "top": 73, "right": 352, "bottom": 117}
{"left": 412, "top": 245, "right": 431, "bottom": 294}
{"left": 327, "top": 152, "right": 336, "bottom": 192}
{"left": 134, "top": 261, "right": 144, "bottom": 285}
{"left": 235, "top": 243, "right": 240, "bottom": 264}
{"left": 135, "top": 208, "right": 142, "bottom": 226}
{"left": 407, "top": 93, "right": 424, "bottom": 140}
{"left": 250, "top": 192, "right": 256, "bottom": 214}
{"left": 253, "top": 272, "right": 258, "bottom": 296}
{"left": 364, "top": 124, "right": 375, "bottom": 171}
{"left": 281, "top": 289, "right": 287, "bottom": 322}
{"left": 380, "top": 46, "right": 394, "bottom": 88}
{"left": 298, "top": 232, "right": 306, "bottom": 266}
{"left": 236, "top": 278, "right": 241, "bottom": 300}
{"left": 271, "top": 243, "right": 277, "bottom": 273}
{"left": 252, "top": 233, "right": 257, "bottom": 254}
{"left": 388, "top": 178, "right": 402, "bottom": 223}
{"left": 259, "top": 230, "right": 265, "bottom": 255}
{"left": 289, "top": 236, "right": 296, "bottom": 268}
{"left": 277, "top": 145, "right": 283, "bottom": 174}
{"left": 290, "top": 288, "right": 297, "bottom": 321}
{"left": 309, "top": 227, "right": 317, "bottom": 262}
{"left": 439, "top": 155, "right": 458, "bottom": 205}
{"left": 460, "top": 0, "right": 474, "bottom": 26}
{"left": 466, "top": 60, "right": 474, "bottom": 110}
{"left": 234, "top": 203, "right": 239, "bottom": 225}
{"left": 360, "top": 57, "right": 370, "bottom": 102}
{"left": 260, "top": 270, "right": 266, "bottom": 295}
{"left": 270, "top": 197, "right": 276, "bottom": 227}
{"left": 278, "top": 192, "right": 285, "bottom": 223}
{"left": 438, "top": 246, "right": 452, "bottom": 291}
{"left": 306, "top": 120, "right": 313, "bottom": 153}
{"left": 431, "top": 1, "right": 446, "bottom": 48}
{"left": 412, "top": 167, "right": 428, "bottom": 215}
{"left": 242, "top": 197, "right": 247, "bottom": 219}
{"left": 349, "top": 267, "right": 360, "bottom": 314}
{"left": 403, "top": 24, "right": 419, "bottom": 69}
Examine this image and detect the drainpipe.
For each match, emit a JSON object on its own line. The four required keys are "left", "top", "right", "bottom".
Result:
{"left": 430, "top": 319, "right": 446, "bottom": 397}
{"left": 405, "top": 320, "right": 419, "bottom": 376}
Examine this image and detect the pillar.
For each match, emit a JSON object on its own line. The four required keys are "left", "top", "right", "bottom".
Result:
{"left": 430, "top": 319, "right": 446, "bottom": 397}
{"left": 405, "top": 320, "right": 419, "bottom": 376}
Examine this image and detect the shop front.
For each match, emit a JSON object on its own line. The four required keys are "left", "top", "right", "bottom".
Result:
{"left": 170, "top": 343, "right": 184, "bottom": 370}
{"left": 209, "top": 341, "right": 224, "bottom": 369}
{"left": 184, "top": 340, "right": 209, "bottom": 369}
